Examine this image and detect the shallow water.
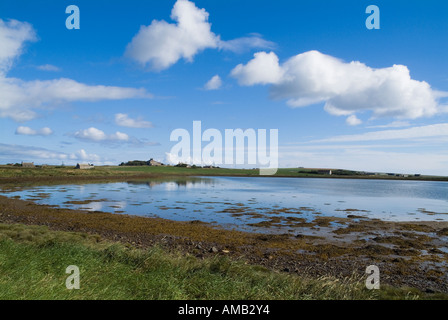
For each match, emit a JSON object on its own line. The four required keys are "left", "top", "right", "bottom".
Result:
{"left": 1, "top": 176, "right": 448, "bottom": 232}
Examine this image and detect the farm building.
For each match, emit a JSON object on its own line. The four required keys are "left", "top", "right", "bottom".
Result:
{"left": 21, "top": 162, "right": 35, "bottom": 168}
{"left": 148, "top": 159, "right": 163, "bottom": 166}
{"left": 75, "top": 163, "right": 94, "bottom": 170}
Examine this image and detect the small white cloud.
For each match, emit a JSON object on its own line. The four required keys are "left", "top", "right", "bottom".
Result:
{"left": 69, "top": 149, "right": 100, "bottom": 162}
{"left": 115, "top": 113, "right": 153, "bottom": 128}
{"left": 74, "top": 127, "right": 129, "bottom": 143}
{"left": 204, "top": 75, "right": 222, "bottom": 90}
{"left": 72, "top": 127, "right": 158, "bottom": 147}
{"left": 346, "top": 115, "right": 362, "bottom": 126}
{"left": 36, "top": 64, "right": 61, "bottom": 72}
{"left": 231, "top": 51, "right": 284, "bottom": 86}
{"left": 39, "top": 127, "right": 53, "bottom": 136}
{"left": 74, "top": 127, "right": 107, "bottom": 141}
{"left": 15, "top": 126, "right": 53, "bottom": 136}
{"left": 218, "top": 34, "right": 275, "bottom": 54}
{"left": 110, "top": 131, "right": 130, "bottom": 141}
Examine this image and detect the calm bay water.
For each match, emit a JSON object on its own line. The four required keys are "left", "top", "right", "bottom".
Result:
{"left": 1, "top": 176, "right": 448, "bottom": 232}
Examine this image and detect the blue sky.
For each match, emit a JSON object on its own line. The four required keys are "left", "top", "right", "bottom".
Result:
{"left": 1, "top": 0, "right": 448, "bottom": 174}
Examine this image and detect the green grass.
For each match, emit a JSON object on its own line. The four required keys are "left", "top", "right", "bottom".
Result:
{"left": 0, "top": 165, "right": 260, "bottom": 180}
{"left": 0, "top": 223, "right": 389, "bottom": 300}
{"left": 0, "top": 223, "right": 445, "bottom": 300}
{"left": 112, "top": 166, "right": 344, "bottom": 177}
{"left": 0, "top": 166, "right": 129, "bottom": 179}
{"left": 112, "top": 166, "right": 448, "bottom": 180}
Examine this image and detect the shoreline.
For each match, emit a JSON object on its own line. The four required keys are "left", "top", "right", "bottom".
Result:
{"left": 0, "top": 192, "right": 447, "bottom": 294}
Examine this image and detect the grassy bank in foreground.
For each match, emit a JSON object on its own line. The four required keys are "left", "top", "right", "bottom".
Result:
{"left": 0, "top": 223, "right": 429, "bottom": 300}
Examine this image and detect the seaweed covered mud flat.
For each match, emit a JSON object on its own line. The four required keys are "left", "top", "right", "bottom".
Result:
{"left": 0, "top": 192, "right": 447, "bottom": 295}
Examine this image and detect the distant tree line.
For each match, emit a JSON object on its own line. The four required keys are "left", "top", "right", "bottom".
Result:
{"left": 175, "top": 163, "right": 189, "bottom": 167}
{"left": 174, "top": 163, "right": 220, "bottom": 169}
{"left": 119, "top": 160, "right": 151, "bottom": 166}
{"left": 119, "top": 160, "right": 220, "bottom": 168}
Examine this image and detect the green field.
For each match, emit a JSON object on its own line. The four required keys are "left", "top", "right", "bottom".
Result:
{"left": 114, "top": 166, "right": 448, "bottom": 180}
{"left": 115, "top": 166, "right": 448, "bottom": 181}
{"left": 2, "top": 165, "right": 445, "bottom": 181}
{"left": 114, "top": 165, "right": 261, "bottom": 176}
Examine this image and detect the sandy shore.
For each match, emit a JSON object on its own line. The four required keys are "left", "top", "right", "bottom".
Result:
{"left": 0, "top": 193, "right": 447, "bottom": 293}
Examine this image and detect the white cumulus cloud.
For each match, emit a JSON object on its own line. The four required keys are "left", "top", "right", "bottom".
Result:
{"left": 126, "top": 0, "right": 219, "bottom": 71}
{"left": 125, "top": 0, "right": 273, "bottom": 71}
{"left": 231, "top": 50, "right": 444, "bottom": 120}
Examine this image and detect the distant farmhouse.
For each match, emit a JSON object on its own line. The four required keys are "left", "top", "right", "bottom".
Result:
{"left": 76, "top": 163, "right": 94, "bottom": 170}
{"left": 21, "top": 162, "right": 35, "bottom": 168}
{"left": 148, "top": 158, "right": 163, "bottom": 166}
